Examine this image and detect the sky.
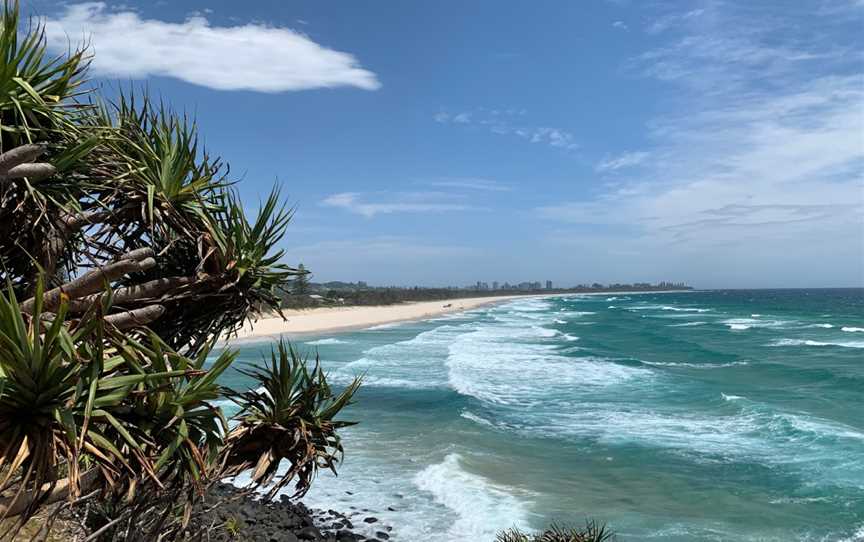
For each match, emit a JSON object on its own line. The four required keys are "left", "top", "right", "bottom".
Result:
{"left": 27, "top": 0, "right": 864, "bottom": 288}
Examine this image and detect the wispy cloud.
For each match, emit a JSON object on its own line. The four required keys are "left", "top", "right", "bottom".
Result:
{"left": 645, "top": 8, "right": 705, "bottom": 35}
{"left": 43, "top": 2, "right": 380, "bottom": 92}
{"left": 538, "top": 2, "right": 863, "bottom": 283}
{"left": 321, "top": 192, "right": 477, "bottom": 218}
{"left": 423, "top": 177, "right": 513, "bottom": 192}
{"left": 434, "top": 108, "right": 579, "bottom": 150}
{"left": 596, "top": 151, "right": 650, "bottom": 172}
{"left": 631, "top": 3, "right": 849, "bottom": 93}
{"left": 612, "top": 21, "right": 629, "bottom": 31}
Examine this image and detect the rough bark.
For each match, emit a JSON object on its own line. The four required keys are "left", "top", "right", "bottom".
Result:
{"left": 67, "top": 276, "right": 198, "bottom": 313}
{"left": 22, "top": 249, "right": 156, "bottom": 314}
{"left": 0, "top": 144, "right": 44, "bottom": 175}
{"left": 0, "top": 469, "right": 98, "bottom": 520}
{"left": 1, "top": 163, "right": 56, "bottom": 181}
{"left": 104, "top": 305, "right": 166, "bottom": 330}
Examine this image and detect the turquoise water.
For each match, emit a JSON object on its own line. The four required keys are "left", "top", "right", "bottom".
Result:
{"left": 219, "top": 290, "right": 864, "bottom": 541}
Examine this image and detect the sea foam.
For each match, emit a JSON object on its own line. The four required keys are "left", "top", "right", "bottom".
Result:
{"left": 641, "top": 360, "right": 749, "bottom": 369}
{"left": 413, "top": 454, "right": 532, "bottom": 539}
{"left": 769, "top": 338, "right": 864, "bottom": 349}
{"left": 722, "top": 318, "right": 790, "bottom": 330}
{"left": 305, "top": 337, "right": 346, "bottom": 345}
{"left": 839, "top": 524, "right": 864, "bottom": 542}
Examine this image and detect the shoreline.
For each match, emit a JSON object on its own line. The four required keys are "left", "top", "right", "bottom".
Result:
{"left": 223, "top": 290, "right": 694, "bottom": 344}
{"left": 224, "top": 295, "right": 531, "bottom": 344}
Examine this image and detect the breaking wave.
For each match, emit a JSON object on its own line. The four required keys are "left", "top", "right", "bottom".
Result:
{"left": 305, "top": 337, "right": 347, "bottom": 345}
{"left": 769, "top": 338, "right": 864, "bottom": 349}
{"left": 413, "top": 454, "right": 532, "bottom": 539}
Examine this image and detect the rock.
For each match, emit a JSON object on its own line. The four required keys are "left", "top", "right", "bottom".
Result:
{"left": 336, "top": 531, "right": 360, "bottom": 542}
{"left": 296, "top": 526, "right": 322, "bottom": 540}
{"left": 186, "top": 484, "right": 393, "bottom": 542}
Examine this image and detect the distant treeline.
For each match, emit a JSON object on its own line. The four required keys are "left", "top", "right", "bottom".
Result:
{"left": 280, "top": 282, "right": 692, "bottom": 309}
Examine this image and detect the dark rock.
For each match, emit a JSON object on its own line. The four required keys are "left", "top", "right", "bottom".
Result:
{"left": 296, "top": 526, "right": 322, "bottom": 540}
{"left": 187, "top": 483, "right": 393, "bottom": 542}
{"left": 336, "top": 531, "right": 360, "bottom": 542}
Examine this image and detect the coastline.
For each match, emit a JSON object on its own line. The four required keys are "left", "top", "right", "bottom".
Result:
{"left": 223, "top": 290, "right": 694, "bottom": 344}
{"left": 224, "top": 295, "right": 530, "bottom": 343}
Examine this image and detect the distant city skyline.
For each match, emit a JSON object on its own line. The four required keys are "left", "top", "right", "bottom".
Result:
{"left": 34, "top": 0, "right": 864, "bottom": 288}
{"left": 310, "top": 278, "right": 691, "bottom": 291}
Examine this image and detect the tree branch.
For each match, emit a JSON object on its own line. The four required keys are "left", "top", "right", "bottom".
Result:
{"left": 0, "top": 144, "right": 44, "bottom": 175}
{"left": 67, "top": 276, "right": 199, "bottom": 313}
{"left": 0, "top": 470, "right": 98, "bottom": 520}
{"left": 22, "top": 249, "right": 156, "bottom": 313}
{"left": 1, "top": 163, "right": 56, "bottom": 182}
{"left": 39, "top": 208, "right": 130, "bottom": 282}
{"left": 104, "top": 305, "right": 166, "bottom": 330}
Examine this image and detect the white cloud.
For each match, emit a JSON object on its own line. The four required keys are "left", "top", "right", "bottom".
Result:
{"left": 540, "top": 75, "right": 864, "bottom": 236}
{"left": 43, "top": 2, "right": 380, "bottom": 92}
{"left": 452, "top": 112, "right": 472, "bottom": 124}
{"left": 646, "top": 8, "right": 705, "bottom": 34}
{"left": 612, "top": 21, "right": 629, "bottom": 31}
{"left": 321, "top": 192, "right": 477, "bottom": 218}
{"left": 435, "top": 108, "right": 579, "bottom": 150}
{"left": 596, "top": 151, "right": 650, "bottom": 171}
{"left": 538, "top": 3, "right": 864, "bottom": 286}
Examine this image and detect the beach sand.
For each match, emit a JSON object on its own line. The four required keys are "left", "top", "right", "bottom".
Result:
{"left": 225, "top": 295, "right": 528, "bottom": 342}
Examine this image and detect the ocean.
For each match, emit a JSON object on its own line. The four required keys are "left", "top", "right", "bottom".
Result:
{"left": 219, "top": 289, "right": 864, "bottom": 541}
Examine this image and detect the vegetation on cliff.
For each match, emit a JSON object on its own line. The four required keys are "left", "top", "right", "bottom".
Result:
{"left": 0, "top": 2, "right": 358, "bottom": 540}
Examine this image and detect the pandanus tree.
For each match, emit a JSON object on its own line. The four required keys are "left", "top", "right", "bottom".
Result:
{"left": 0, "top": 2, "right": 359, "bottom": 540}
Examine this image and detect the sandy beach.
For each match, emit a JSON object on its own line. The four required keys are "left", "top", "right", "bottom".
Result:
{"left": 226, "top": 295, "right": 528, "bottom": 342}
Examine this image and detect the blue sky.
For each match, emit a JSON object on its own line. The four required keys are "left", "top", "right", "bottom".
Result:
{"left": 31, "top": 0, "right": 864, "bottom": 288}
